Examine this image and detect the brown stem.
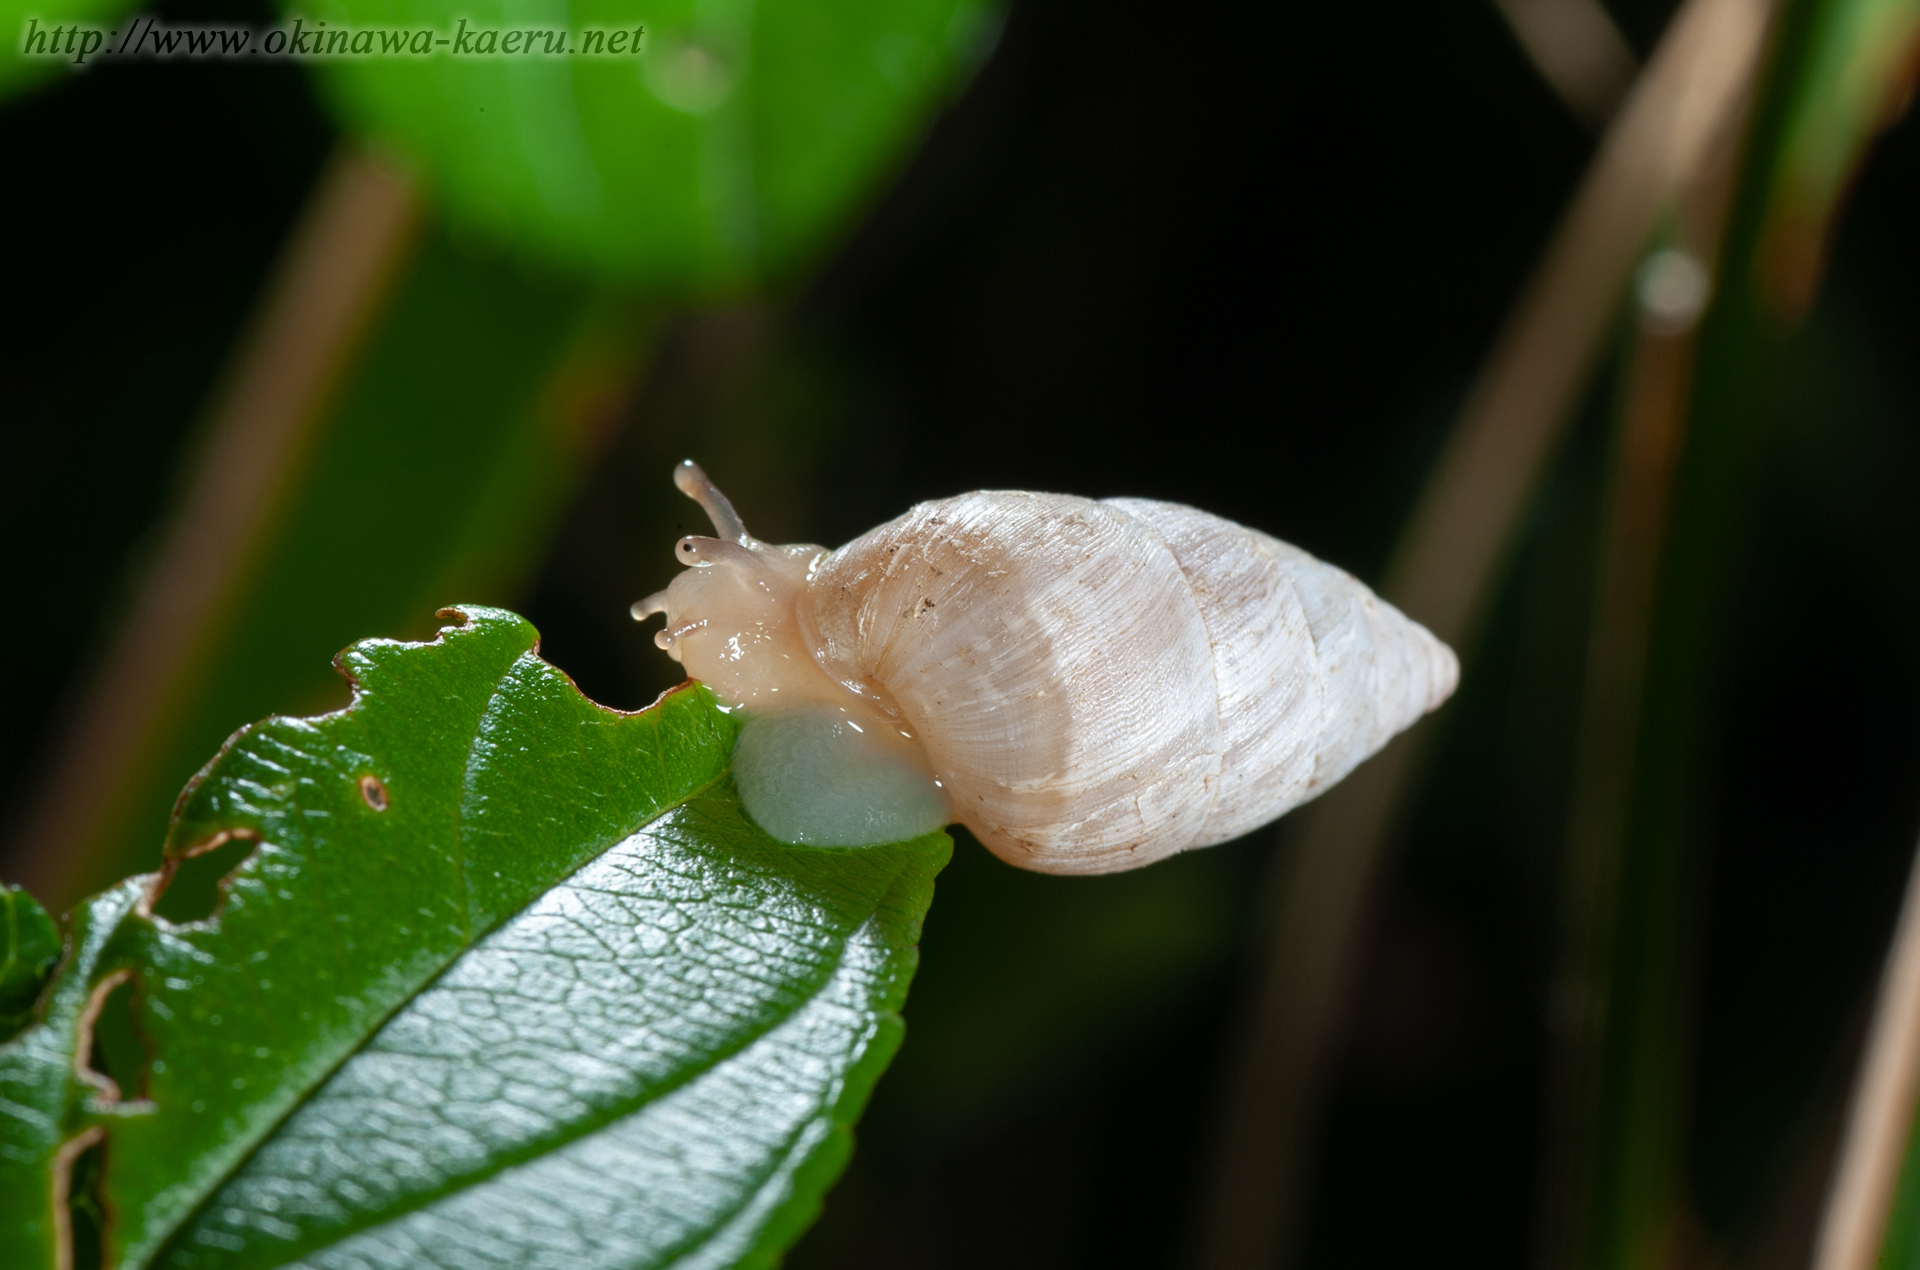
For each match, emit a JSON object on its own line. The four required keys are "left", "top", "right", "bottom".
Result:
{"left": 1189, "top": 0, "right": 1776, "bottom": 1263}
{"left": 1810, "top": 838, "right": 1920, "bottom": 1270}
{"left": 1490, "top": 0, "right": 1640, "bottom": 131}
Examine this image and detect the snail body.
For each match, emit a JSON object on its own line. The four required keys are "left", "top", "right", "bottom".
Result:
{"left": 634, "top": 463, "right": 1457, "bottom": 875}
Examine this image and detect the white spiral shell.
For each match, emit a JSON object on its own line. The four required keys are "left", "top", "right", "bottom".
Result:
{"left": 634, "top": 463, "right": 1457, "bottom": 875}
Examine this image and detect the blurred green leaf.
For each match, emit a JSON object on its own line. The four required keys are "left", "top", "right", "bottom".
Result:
{"left": 61, "top": 224, "right": 651, "bottom": 904}
{"left": 0, "top": 0, "right": 138, "bottom": 99}
{"left": 1881, "top": 1098, "right": 1920, "bottom": 1268}
{"left": 303, "top": 0, "right": 999, "bottom": 286}
{"left": 1755, "top": 0, "right": 1920, "bottom": 313}
{"left": 0, "top": 605, "right": 948, "bottom": 1270}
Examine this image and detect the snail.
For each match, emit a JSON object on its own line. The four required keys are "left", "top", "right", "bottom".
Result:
{"left": 632, "top": 461, "right": 1458, "bottom": 875}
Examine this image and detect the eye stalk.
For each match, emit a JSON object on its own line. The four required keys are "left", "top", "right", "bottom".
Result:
{"left": 674, "top": 536, "right": 760, "bottom": 570}
{"left": 627, "top": 462, "right": 770, "bottom": 648}
{"left": 630, "top": 460, "right": 851, "bottom": 704}
{"left": 673, "top": 459, "right": 752, "bottom": 546}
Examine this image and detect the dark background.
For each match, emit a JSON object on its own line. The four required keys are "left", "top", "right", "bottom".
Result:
{"left": 7, "top": 0, "right": 1920, "bottom": 1264}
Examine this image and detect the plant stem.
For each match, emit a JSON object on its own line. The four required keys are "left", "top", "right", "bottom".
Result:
{"left": 1813, "top": 838, "right": 1920, "bottom": 1270}
{"left": 1190, "top": 0, "right": 1775, "bottom": 1262}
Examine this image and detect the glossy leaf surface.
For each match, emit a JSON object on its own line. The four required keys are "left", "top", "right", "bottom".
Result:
{"left": 0, "top": 880, "right": 142, "bottom": 1265}
{"left": 0, "top": 606, "right": 947, "bottom": 1270}
{"left": 0, "top": 886, "right": 60, "bottom": 1040}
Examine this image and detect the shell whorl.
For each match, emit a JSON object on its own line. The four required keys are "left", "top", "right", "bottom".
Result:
{"left": 799, "top": 491, "right": 1458, "bottom": 874}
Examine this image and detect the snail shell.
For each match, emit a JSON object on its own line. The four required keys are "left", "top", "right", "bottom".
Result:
{"left": 634, "top": 462, "right": 1457, "bottom": 875}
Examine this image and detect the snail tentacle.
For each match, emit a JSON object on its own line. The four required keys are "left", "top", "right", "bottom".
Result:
{"left": 629, "top": 590, "right": 670, "bottom": 621}
{"left": 674, "top": 459, "right": 753, "bottom": 545}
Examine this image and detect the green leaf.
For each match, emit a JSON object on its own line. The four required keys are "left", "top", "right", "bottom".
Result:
{"left": 0, "top": 887, "right": 60, "bottom": 1040}
{"left": 0, "top": 606, "right": 948, "bottom": 1270}
{"left": 303, "top": 0, "right": 1000, "bottom": 286}
{"left": 0, "top": 880, "right": 144, "bottom": 1265}
{"left": 0, "top": 0, "right": 139, "bottom": 100}
{"left": 1883, "top": 1104, "right": 1920, "bottom": 1270}
{"left": 1753, "top": 0, "right": 1920, "bottom": 312}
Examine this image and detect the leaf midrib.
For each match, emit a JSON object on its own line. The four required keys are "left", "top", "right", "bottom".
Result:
{"left": 291, "top": 880, "right": 887, "bottom": 1270}
{"left": 141, "top": 679, "right": 736, "bottom": 1270}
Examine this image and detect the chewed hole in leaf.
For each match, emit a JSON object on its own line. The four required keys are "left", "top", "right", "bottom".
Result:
{"left": 78, "top": 970, "right": 148, "bottom": 1103}
{"left": 56, "top": 1127, "right": 108, "bottom": 1270}
{"left": 150, "top": 835, "right": 258, "bottom": 925}
{"left": 358, "top": 774, "right": 390, "bottom": 811}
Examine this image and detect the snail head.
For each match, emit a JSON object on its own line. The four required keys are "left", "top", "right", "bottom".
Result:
{"left": 630, "top": 461, "right": 829, "bottom": 710}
